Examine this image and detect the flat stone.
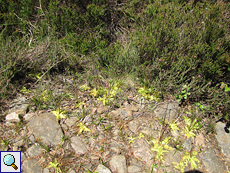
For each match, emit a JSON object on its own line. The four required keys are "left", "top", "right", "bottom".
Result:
{"left": 110, "top": 108, "right": 133, "bottom": 120}
{"left": 13, "top": 139, "right": 25, "bottom": 148}
{"left": 127, "top": 116, "right": 160, "bottom": 137}
{"left": 109, "top": 155, "right": 127, "bottom": 173}
{"left": 29, "top": 134, "right": 36, "bottom": 143}
{"left": 9, "top": 96, "right": 29, "bottom": 115}
{"left": 24, "top": 113, "right": 35, "bottom": 121}
{"left": 162, "top": 149, "right": 182, "bottom": 173}
{"left": 154, "top": 101, "right": 179, "bottom": 121}
{"left": 68, "top": 168, "right": 76, "bottom": 173}
{"left": 5, "top": 112, "right": 20, "bottom": 123}
{"left": 22, "top": 159, "right": 43, "bottom": 173}
{"left": 129, "top": 158, "right": 143, "bottom": 167}
{"left": 70, "top": 136, "right": 88, "bottom": 155}
{"left": 130, "top": 106, "right": 139, "bottom": 112}
{"left": 215, "top": 122, "right": 230, "bottom": 160}
{"left": 195, "top": 134, "right": 206, "bottom": 150}
{"left": 95, "top": 164, "right": 112, "bottom": 173}
{"left": 127, "top": 119, "right": 140, "bottom": 133}
{"left": 132, "top": 139, "right": 153, "bottom": 167}
{"left": 21, "top": 152, "right": 27, "bottom": 161}
{"left": 127, "top": 165, "right": 142, "bottom": 173}
{"left": 61, "top": 123, "right": 68, "bottom": 132}
{"left": 43, "top": 168, "right": 50, "bottom": 173}
{"left": 27, "top": 113, "right": 64, "bottom": 146}
{"left": 200, "top": 148, "right": 227, "bottom": 173}
{"left": 27, "top": 145, "right": 43, "bottom": 157}
{"left": 14, "top": 103, "right": 29, "bottom": 115}
{"left": 183, "top": 137, "right": 193, "bottom": 152}
{"left": 124, "top": 106, "right": 139, "bottom": 112}
{"left": 65, "top": 116, "right": 79, "bottom": 127}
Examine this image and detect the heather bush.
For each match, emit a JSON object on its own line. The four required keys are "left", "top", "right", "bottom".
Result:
{"left": 131, "top": 0, "right": 230, "bottom": 83}
{"left": 124, "top": 0, "right": 230, "bottom": 120}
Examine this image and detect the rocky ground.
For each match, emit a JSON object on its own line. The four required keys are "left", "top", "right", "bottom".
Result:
{"left": 1, "top": 80, "right": 230, "bottom": 173}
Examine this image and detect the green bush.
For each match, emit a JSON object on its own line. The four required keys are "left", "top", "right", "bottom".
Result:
{"left": 130, "top": 0, "right": 230, "bottom": 83}
{"left": 97, "top": 41, "right": 139, "bottom": 75}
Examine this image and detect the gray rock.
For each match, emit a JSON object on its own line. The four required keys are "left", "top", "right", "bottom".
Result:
{"left": 22, "top": 159, "right": 43, "bottom": 173}
{"left": 200, "top": 148, "right": 227, "bottom": 173}
{"left": 27, "top": 113, "right": 64, "bottom": 146}
{"left": 110, "top": 108, "right": 133, "bottom": 120}
{"left": 13, "top": 139, "right": 25, "bottom": 149}
{"left": 9, "top": 95, "right": 29, "bottom": 115}
{"left": 129, "top": 158, "right": 143, "bottom": 167}
{"left": 183, "top": 137, "right": 193, "bottom": 152}
{"left": 132, "top": 139, "right": 153, "bottom": 167}
{"left": 68, "top": 168, "right": 76, "bottom": 173}
{"left": 43, "top": 168, "right": 50, "bottom": 173}
{"left": 195, "top": 134, "right": 206, "bottom": 148}
{"left": 5, "top": 112, "right": 20, "bottom": 123}
{"left": 95, "top": 164, "right": 112, "bottom": 173}
{"left": 127, "top": 165, "right": 142, "bottom": 173}
{"left": 154, "top": 101, "right": 179, "bottom": 121}
{"left": 27, "top": 145, "right": 43, "bottom": 157}
{"left": 109, "top": 155, "right": 127, "bottom": 173}
{"left": 24, "top": 113, "right": 35, "bottom": 121}
{"left": 112, "top": 126, "right": 121, "bottom": 140}
{"left": 65, "top": 116, "right": 79, "bottom": 127}
{"left": 127, "top": 119, "right": 140, "bottom": 133}
{"left": 29, "top": 134, "right": 36, "bottom": 143}
{"left": 61, "top": 123, "right": 68, "bottom": 132}
{"left": 127, "top": 116, "right": 160, "bottom": 137}
{"left": 19, "top": 128, "right": 27, "bottom": 137}
{"left": 21, "top": 152, "right": 27, "bottom": 161}
{"left": 70, "top": 136, "right": 88, "bottom": 155}
{"left": 13, "top": 145, "right": 19, "bottom": 151}
{"left": 215, "top": 121, "right": 230, "bottom": 160}
{"left": 162, "top": 149, "right": 182, "bottom": 173}
{"left": 129, "top": 106, "right": 139, "bottom": 112}
{"left": 110, "top": 146, "right": 121, "bottom": 155}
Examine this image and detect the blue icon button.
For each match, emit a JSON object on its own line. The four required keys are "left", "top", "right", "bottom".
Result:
{"left": 3, "top": 154, "right": 18, "bottom": 170}
{"left": 0, "top": 151, "right": 21, "bottom": 173}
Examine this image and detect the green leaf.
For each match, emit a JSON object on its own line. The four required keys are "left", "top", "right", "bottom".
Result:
{"left": 47, "top": 159, "right": 61, "bottom": 173}
{"left": 173, "top": 161, "right": 186, "bottom": 172}
{"left": 80, "top": 84, "right": 90, "bottom": 91}
{"left": 128, "top": 136, "right": 137, "bottom": 143}
{"left": 76, "top": 122, "right": 91, "bottom": 136}
{"left": 225, "top": 86, "right": 230, "bottom": 92}
{"left": 169, "top": 122, "right": 179, "bottom": 133}
{"left": 52, "top": 109, "right": 66, "bottom": 121}
{"left": 20, "top": 87, "right": 31, "bottom": 94}
{"left": 182, "top": 151, "right": 200, "bottom": 169}
{"left": 75, "top": 102, "right": 85, "bottom": 108}
{"left": 137, "top": 133, "right": 144, "bottom": 139}
{"left": 90, "top": 88, "right": 98, "bottom": 97}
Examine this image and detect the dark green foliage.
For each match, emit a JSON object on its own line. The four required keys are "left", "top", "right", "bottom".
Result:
{"left": 129, "top": 0, "right": 230, "bottom": 84}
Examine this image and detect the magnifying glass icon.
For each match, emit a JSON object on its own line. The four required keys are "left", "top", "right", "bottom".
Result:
{"left": 3, "top": 154, "right": 18, "bottom": 170}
